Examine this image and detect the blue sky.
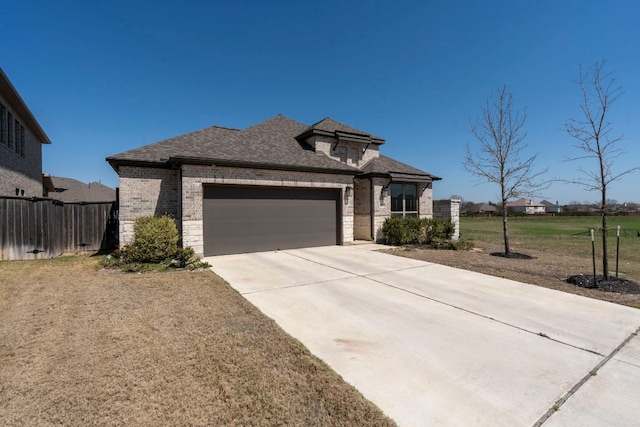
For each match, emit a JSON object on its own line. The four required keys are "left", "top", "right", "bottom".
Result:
{"left": 4, "top": 0, "right": 639, "bottom": 204}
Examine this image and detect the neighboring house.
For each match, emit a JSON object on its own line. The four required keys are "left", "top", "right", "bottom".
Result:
{"left": 0, "top": 67, "right": 51, "bottom": 197}
{"left": 462, "top": 202, "right": 497, "bottom": 216}
{"left": 107, "top": 114, "right": 441, "bottom": 256}
{"left": 540, "top": 200, "right": 562, "bottom": 214}
{"left": 506, "top": 198, "right": 546, "bottom": 214}
{"left": 46, "top": 176, "right": 116, "bottom": 203}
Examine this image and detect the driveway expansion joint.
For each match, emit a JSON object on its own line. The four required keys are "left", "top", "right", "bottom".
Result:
{"left": 282, "top": 249, "right": 428, "bottom": 277}
{"left": 363, "top": 273, "right": 608, "bottom": 357}
{"left": 240, "top": 276, "right": 353, "bottom": 295}
{"left": 532, "top": 325, "right": 640, "bottom": 427}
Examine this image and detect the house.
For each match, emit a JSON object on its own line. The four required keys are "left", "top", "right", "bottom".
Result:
{"left": 0, "top": 67, "right": 51, "bottom": 197}
{"left": 505, "top": 198, "right": 546, "bottom": 214}
{"left": 46, "top": 176, "right": 116, "bottom": 203}
{"left": 462, "top": 202, "right": 498, "bottom": 216}
{"left": 540, "top": 200, "right": 562, "bottom": 214}
{"left": 107, "top": 114, "right": 442, "bottom": 256}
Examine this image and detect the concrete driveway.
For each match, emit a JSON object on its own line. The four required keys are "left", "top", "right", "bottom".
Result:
{"left": 205, "top": 245, "right": 640, "bottom": 426}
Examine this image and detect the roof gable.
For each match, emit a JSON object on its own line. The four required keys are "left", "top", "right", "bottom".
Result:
{"left": 296, "top": 117, "right": 385, "bottom": 145}
{"left": 360, "top": 155, "right": 441, "bottom": 181}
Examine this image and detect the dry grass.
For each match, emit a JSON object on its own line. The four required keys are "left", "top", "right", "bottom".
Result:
{"left": 387, "top": 216, "right": 640, "bottom": 309}
{"left": 0, "top": 255, "right": 395, "bottom": 427}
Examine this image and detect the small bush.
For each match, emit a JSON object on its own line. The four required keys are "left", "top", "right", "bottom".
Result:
{"left": 381, "top": 217, "right": 457, "bottom": 247}
{"left": 106, "top": 215, "right": 210, "bottom": 272}
{"left": 126, "top": 215, "right": 180, "bottom": 263}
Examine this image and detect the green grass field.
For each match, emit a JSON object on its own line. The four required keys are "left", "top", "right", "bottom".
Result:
{"left": 460, "top": 216, "right": 640, "bottom": 279}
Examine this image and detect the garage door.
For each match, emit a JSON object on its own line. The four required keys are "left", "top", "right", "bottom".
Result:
{"left": 203, "top": 185, "right": 341, "bottom": 256}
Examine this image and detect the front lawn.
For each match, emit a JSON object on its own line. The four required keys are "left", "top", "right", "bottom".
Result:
{"left": 0, "top": 255, "right": 394, "bottom": 426}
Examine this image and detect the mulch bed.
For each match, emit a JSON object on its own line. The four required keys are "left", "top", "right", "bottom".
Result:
{"left": 566, "top": 274, "right": 640, "bottom": 294}
{"left": 490, "top": 252, "right": 536, "bottom": 260}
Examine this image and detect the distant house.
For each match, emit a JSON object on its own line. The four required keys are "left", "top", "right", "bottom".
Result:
{"left": 505, "top": 198, "right": 546, "bottom": 214}
{"left": 462, "top": 202, "right": 498, "bottom": 216}
{"left": 46, "top": 176, "right": 116, "bottom": 203}
{"left": 0, "top": 67, "right": 51, "bottom": 197}
{"left": 540, "top": 200, "right": 562, "bottom": 214}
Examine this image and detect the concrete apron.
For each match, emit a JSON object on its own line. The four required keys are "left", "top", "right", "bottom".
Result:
{"left": 205, "top": 245, "right": 640, "bottom": 427}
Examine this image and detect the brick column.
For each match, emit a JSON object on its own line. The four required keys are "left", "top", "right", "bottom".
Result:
{"left": 433, "top": 199, "right": 460, "bottom": 240}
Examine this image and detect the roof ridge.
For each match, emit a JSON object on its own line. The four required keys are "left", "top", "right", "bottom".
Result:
{"left": 308, "top": 116, "right": 331, "bottom": 127}
{"left": 210, "top": 125, "right": 241, "bottom": 131}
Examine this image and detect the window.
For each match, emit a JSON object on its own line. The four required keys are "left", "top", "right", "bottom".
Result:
{"left": 7, "top": 112, "right": 13, "bottom": 150}
{"left": 0, "top": 107, "right": 26, "bottom": 157}
{"left": 0, "top": 103, "right": 6, "bottom": 146}
{"left": 14, "top": 119, "right": 19, "bottom": 154}
{"left": 19, "top": 125, "right": 25, "bottom": 157}
{"left": 390, "top": 183, "right": 418, "bottom": 217}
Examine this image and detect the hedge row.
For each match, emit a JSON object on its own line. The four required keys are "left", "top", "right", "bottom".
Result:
{"left": 382, "top": 217, "right": 455, "bottom": 246}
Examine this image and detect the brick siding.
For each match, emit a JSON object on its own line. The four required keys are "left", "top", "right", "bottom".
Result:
{"left": 433, "top": 199, "right": 461, "bottom": 240}
{"left": 0, "top": 92, "right": 44, "bottom": 197}
{"left": 117, "top": 166, "right": 180, "bottom": 245}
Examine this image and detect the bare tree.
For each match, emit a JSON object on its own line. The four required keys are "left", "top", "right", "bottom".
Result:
{"left": 564, "top": 60, "right": 639, "bottom": 280}
{"left": 464, "top": 86, "right": 548, "bottom": 255}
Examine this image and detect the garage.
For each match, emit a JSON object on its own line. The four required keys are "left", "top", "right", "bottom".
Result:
{"left": 203, "top": 185, "right": 341, "bottom": 256}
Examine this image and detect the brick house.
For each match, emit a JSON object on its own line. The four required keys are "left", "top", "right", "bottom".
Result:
{"left": 0, "top": 68, "right": 51, "bottom": 197}
{"left": 505, "top": 198, "right": 547, "bottom": 214}
{"left": 107, "top": 114, "right": 441, "bottom": 256}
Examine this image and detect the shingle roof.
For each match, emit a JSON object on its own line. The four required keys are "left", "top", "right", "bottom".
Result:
{"left": 360, "top": 155, "right": 441, "bottom": 181}
{"left": 302, "top": 117, "right": 385, "bottom": 144}
{"left": 463, "top": 203, "right": 497, "bottom": 213}
{"left": 107, "top": 114, "right": 437, "bottom": 180}
{"left": 108, "top": 115, "right": 358, "bottom": 174}
{"left": 48, "top": 176, "right": 116, "bottom": 203}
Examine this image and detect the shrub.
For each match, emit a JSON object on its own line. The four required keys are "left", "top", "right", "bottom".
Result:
{"left": 126, "top": 215, "right": 180, "bottom": 263}
{"left": 106, "top": 215, "right": 211, "bottom": 271}
{"left": 381, "top": 217, "right": 457, "bottom": 247}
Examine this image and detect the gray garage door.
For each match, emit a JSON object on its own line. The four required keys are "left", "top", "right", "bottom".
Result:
{"left": 203, "top": 185, "right": 341, "bottom": 256}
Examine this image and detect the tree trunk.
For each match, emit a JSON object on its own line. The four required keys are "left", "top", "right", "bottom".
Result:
{"left": 502, "top": 202, "right": 510, "bottom": 255}
{"left": 602, "top": 197, "right": 609, "bottom": 280}
{"left": 600, "top": 155, "right": 609, "bottom": 280}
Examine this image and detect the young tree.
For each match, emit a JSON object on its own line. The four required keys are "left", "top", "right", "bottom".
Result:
{"left": 564, "top": 60, "right": 639, "bottom": 280}
{"left": 464, "top": 86, "right": 548, "bottom": 255}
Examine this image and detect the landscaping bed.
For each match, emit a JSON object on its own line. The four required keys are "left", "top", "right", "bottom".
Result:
{"left": 386, "top": 242, "right": 640, "bottom": 309}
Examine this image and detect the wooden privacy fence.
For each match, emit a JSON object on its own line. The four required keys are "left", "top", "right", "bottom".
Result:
{"left": 0, "top": 197, "right": 118, "bottom": 261}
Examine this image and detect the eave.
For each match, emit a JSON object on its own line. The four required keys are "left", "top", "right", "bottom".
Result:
{"left": 0, "top": 68, "right": 52, "bottom": 145}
